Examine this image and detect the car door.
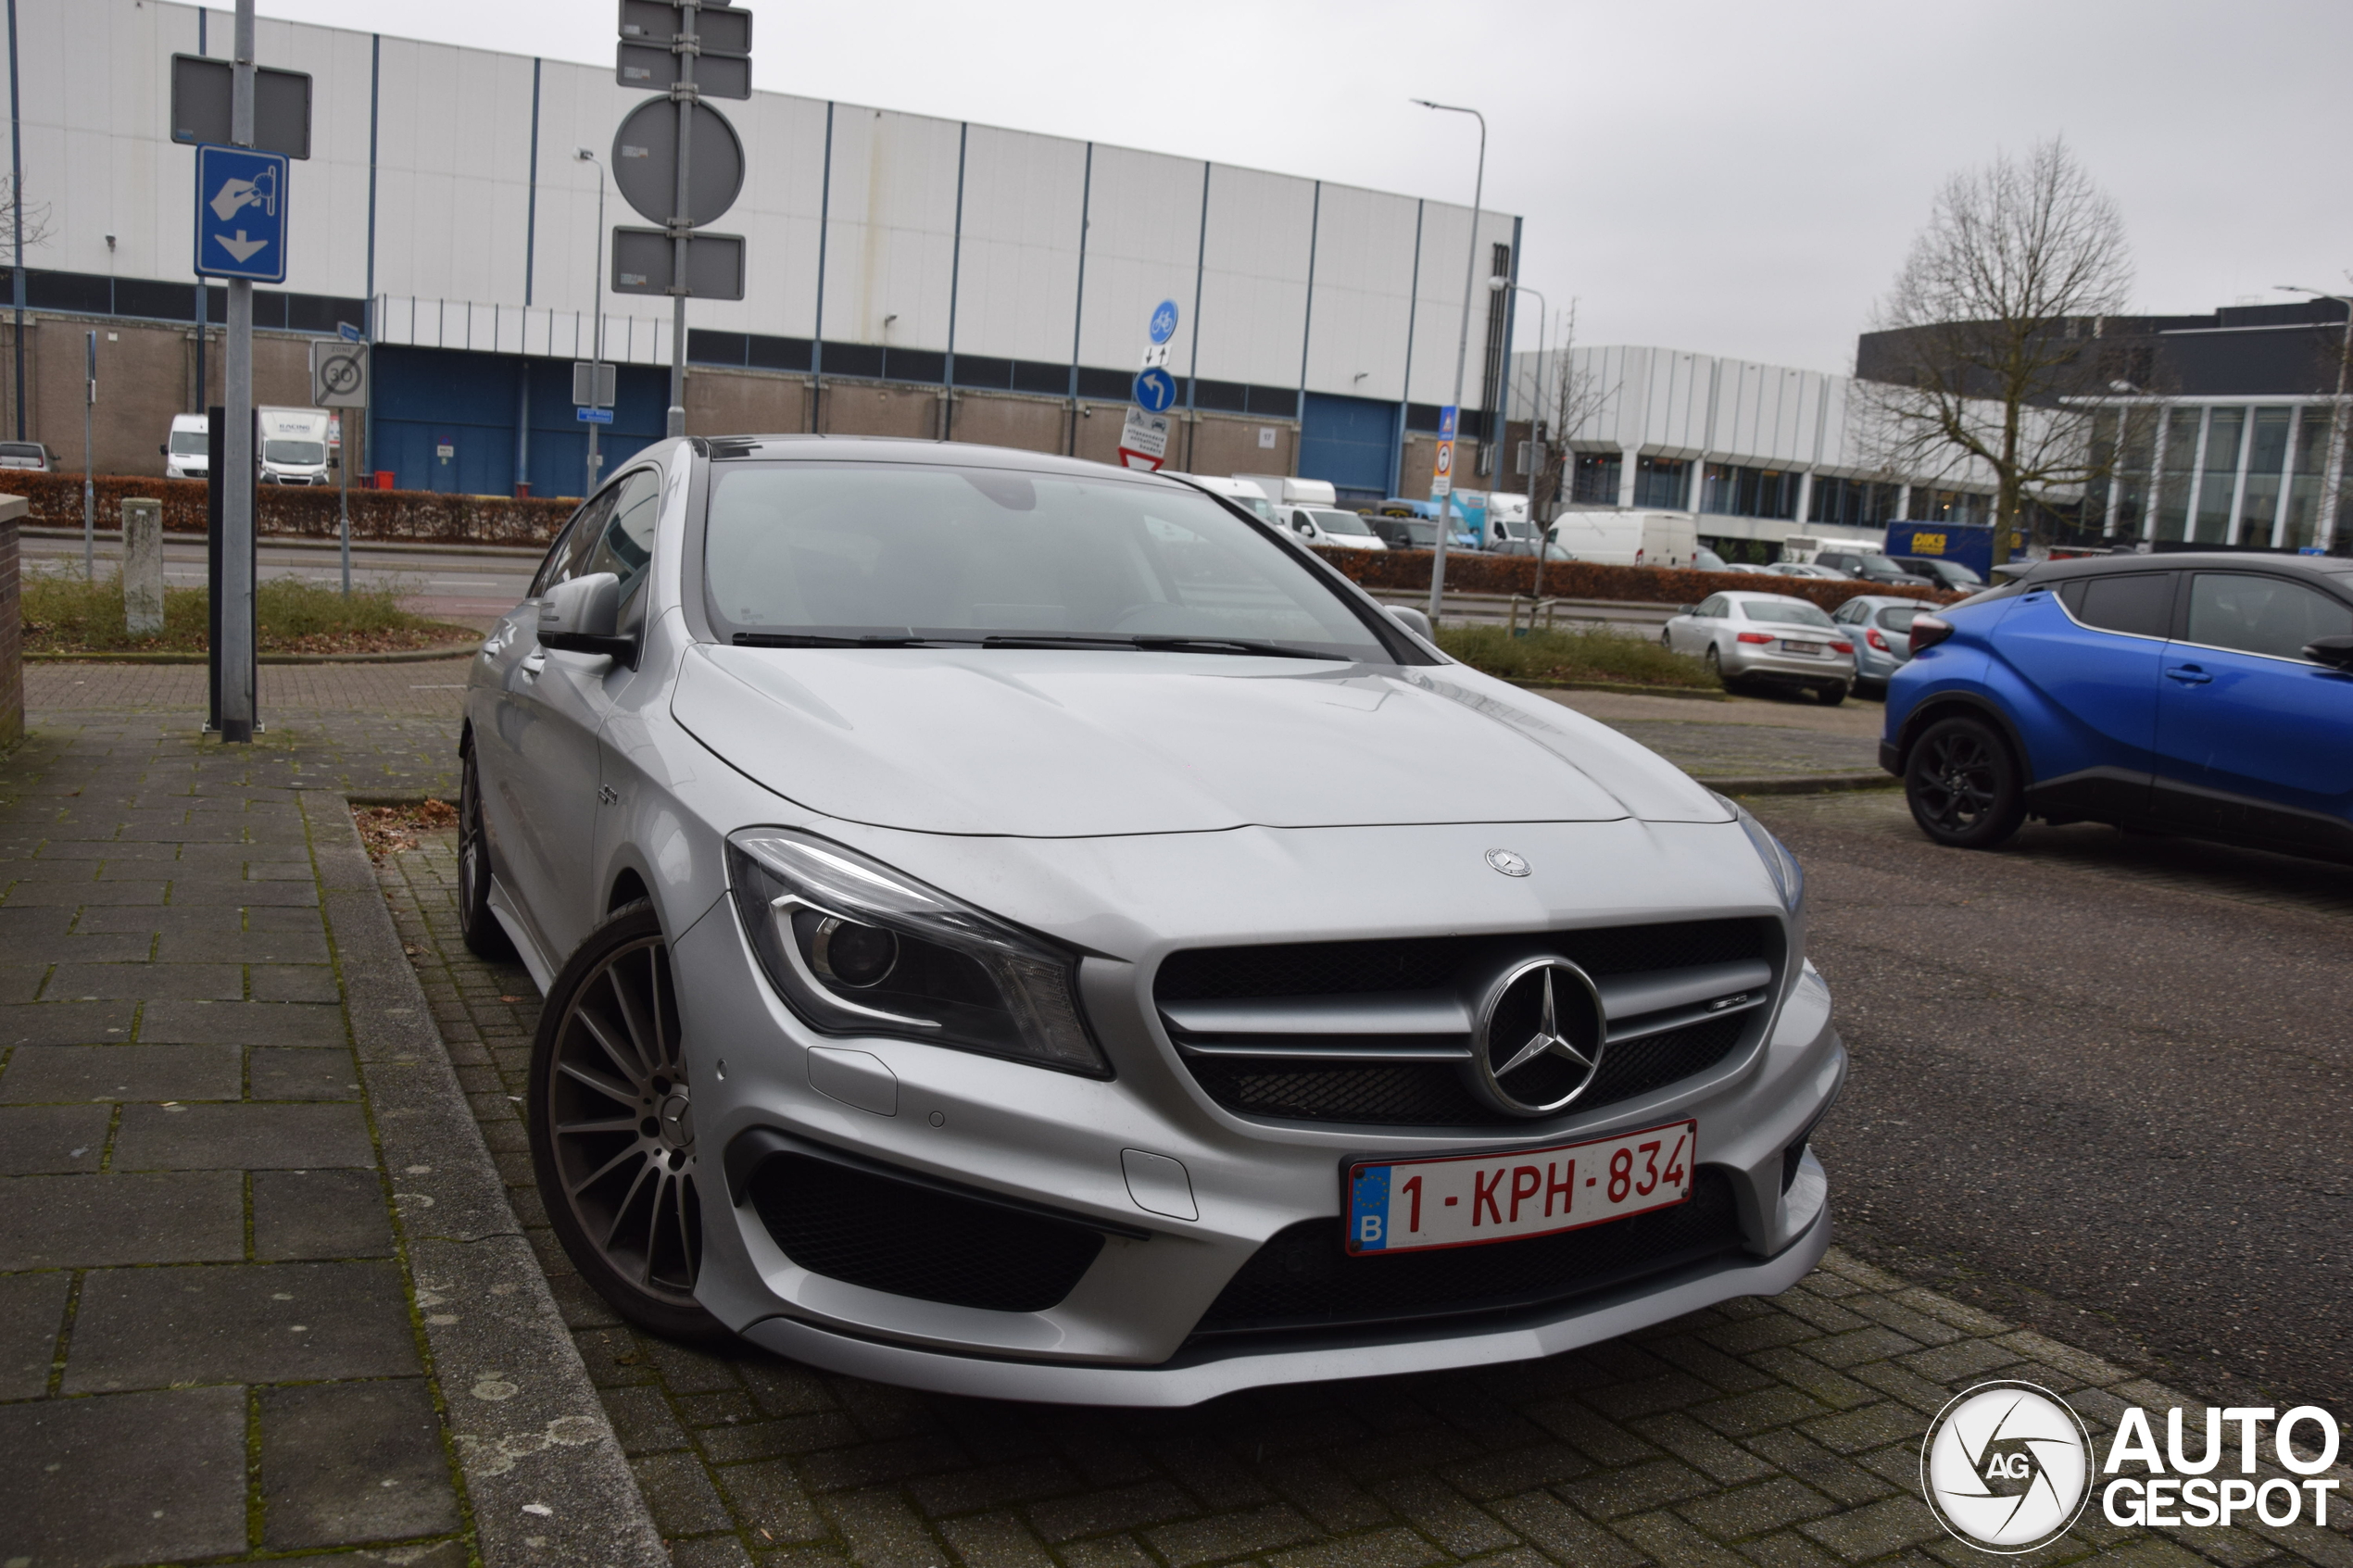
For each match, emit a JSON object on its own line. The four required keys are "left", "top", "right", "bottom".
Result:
{"left": 1991, "top": 571, "right": 2174, "bottom": 815}
{"left": 485, "top": 465, "right": 665, "bottom": 963}
{"left": 1674, "top": 595, "right": 1724, "bottom": 655}
{"left": 2150, "top": 571, "right": 2353, "bottom": 847}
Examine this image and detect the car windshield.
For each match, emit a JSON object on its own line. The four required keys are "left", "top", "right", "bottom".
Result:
{"left": 1739, "top": 597, "right": 1835, "bottom": 629}
{"left": 702, "top": 461, "right": 1392, "bottom": 659}
{"left": 265, "top": 439, "right": 325, "bottom": 465}
{"left": 169, "top": 431, "right": 208, "bottom": 455}
{"left": 1928, "top": 561, "right": 1981, "bottom": 584}
{"left": 0, "top": 442, "right": 42, "bottom": 459}
{"left": 1875, "top": 605, "right": 1926, "bottom": 631}
{"left": 1308, "top": 508, "right": 1374, "bottom": 536}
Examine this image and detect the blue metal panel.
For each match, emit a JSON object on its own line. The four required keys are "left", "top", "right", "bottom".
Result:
{"left": 373, "top": 345, "right": 665, "bottom": 496}
{"left": 1300, "top": 392, "right": 1396, "bottom": 502}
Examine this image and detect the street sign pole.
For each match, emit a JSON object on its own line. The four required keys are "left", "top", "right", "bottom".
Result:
{"left": 220, "top": 0, "right": 258, "bottom": 743}
{"left": 82, "top": 330, "right": 94, "bottom": 580}
{"left": 666, "top": 0, "right": 696, "bottom": 439}
{"left": 335, "top": 410, "right": 348, "bottom": 594}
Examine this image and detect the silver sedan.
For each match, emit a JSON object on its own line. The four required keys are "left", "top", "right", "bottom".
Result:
{"left": 1829, "top": 593, "right": 1932, "bottom": 696}
{"left": 459, "top": 439, "right": 1843, "bottom": 1405}
{"left": 1661, "top": 590, "right": 1856, "bottom": 705}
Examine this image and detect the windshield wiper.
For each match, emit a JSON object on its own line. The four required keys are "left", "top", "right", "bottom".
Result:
{"left": 732, "top": 633, "right": 978, "bottom": 648}
{"left": 977, "top": 633, "right": 1339, "bottom": 660}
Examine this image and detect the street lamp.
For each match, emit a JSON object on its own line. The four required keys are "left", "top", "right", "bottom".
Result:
{"left": 1411, "top": 97, "right": 1486, "bottom": 625}
{"left": 578, "top": 147, "right": 610, "bottom": 497}
{"left": 2276, "top": 283, "right": 2351, "bottom": 551}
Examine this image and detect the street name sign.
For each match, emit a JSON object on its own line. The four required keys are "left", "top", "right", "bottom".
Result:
{"left": 577, "top": 407, "right": 615, "bottom": 425}
{"left": 194, "top": 144, "right": 288, "bottom": 283}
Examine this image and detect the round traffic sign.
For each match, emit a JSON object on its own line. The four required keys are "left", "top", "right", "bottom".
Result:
{"left": 1132, "top": 366, "right": 1177, "bottom": 413}
{"left": 319, "top": 352, "right": 364, "bottom": 396}
{"left": 611, "top": 98, "right": 746, "bottom": 228}
{"left": 1148, "top": 299, "right": 1179, "bottom": 345}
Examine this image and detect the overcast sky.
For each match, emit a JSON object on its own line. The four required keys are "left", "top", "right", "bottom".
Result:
{"left": 259, "top": 0, "right": 2353, "bottom": 373}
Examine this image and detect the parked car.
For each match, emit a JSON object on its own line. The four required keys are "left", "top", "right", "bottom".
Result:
{"left": 1694, "top": 546, "right": 1729, "bottom": 572}
{"left": 1831, "top": 594, "right": 1932, "bottom": 697}
{"left": 1276, "top": 503, "right": 1387, "bottom": 551}
{"left": 1811, "top": 548, "right": 1932, "bottom": 587}
{"left": 162, "top": 413, "right": 209, "bottom": 480}
{"left": 1661, "top": 591, "right": 1856, "bottom": 704}
{"left": 1715, "top": 562, "right": 1774, "bottom": 575}
{"left": 1769, "top": 563, "right": 1852, "bottom": 581}
{"left": 0, "top": 440, "right": 56, "bottom": 471}
{"left": 1889, "top": 555, "right": 1982, "bottom": 593}
{"left": 1366, "top": 514, "right": 1441, "bottom": 550}
{"left": 462, "top": 437, "right": 1843, "bottom": 1403}
{"left": 1881, "top": 553, "right": 2353, "bottom": 859}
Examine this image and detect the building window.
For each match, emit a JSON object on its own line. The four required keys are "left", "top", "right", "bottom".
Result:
{"left": 2195, "top": 407, "right": 2244, "bottom": 544}
{"left": 1700, "top": 463, "right": 1798, "bottom": 519}
{"left": 1571, "top": 452, "right": 1621, "bottom": 505}
{"left": 1808, "top": 476, "right": 1899, "bottom": 527}
{"left": 2285, "top": 408, "right": 2334, "bottom": 550}
{"left": 1907, "top": 488, "right": 1991, "bottom": 527}
{"left": 2155, "top": 407, "right": 2200, "bottom": 542}
{"left": 1634, "top": 455, "right": 1688, "bottom": 509}
{"left": 2239, "top": 407, "right": 2292, "bottom": 546}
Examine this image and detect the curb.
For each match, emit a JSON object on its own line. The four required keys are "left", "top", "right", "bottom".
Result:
{"left": 1515, "top": 680, "right": 1729, "bottom": 702}
{"left": 28, "top": 642, "right": 481, "bottom": 666}
{"left": 1698, "top": 771, "right": 1899, "bottom": 796}
{"left": 300, "top": 792, "right": 668, "bottom": 1568}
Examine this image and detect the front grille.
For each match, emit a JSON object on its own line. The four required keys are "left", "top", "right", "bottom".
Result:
{"left": 746, "top": 1153, "right": 1103, "bottom": 1313}
{"left": 1195, "top": 1167, "right": 1743, "bottom": 1337}
{"left": 1158, "top": 920, "right": 1775, "bottom": 1128}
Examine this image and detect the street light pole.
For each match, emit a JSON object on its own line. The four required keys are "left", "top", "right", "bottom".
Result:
{"left": 579, "top": 147, "right": 608, "bottom": 496}
{"left": 2277, "top": 283, "right": 2352, "bottom": 552}
{"left": 220, "top": 0, "right": 256, "bottom": 743}
{"left": 1411, "top": 98, "right": 1485, "bottom": 627}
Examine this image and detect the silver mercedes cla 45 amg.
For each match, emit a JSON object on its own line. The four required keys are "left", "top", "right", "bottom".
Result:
{"left": 460, "top": 436, "right": 1843, "bottom": 1406}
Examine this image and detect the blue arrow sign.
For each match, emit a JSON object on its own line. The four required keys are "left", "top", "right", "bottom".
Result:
{"left": 1133, "top": 366, "right": 1177, "bottom": 413}
{"left": 1148, "top": 299, "right": 1179, "bottom": 345}
{"left": 194, "top": 144, "right": 289, "bottom": 283}
{"left": 576, "top": 406, "right": 615, "bottom": 425}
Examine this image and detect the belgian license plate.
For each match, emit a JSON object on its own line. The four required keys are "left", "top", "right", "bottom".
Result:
{"left": 1781, "top": 639, "right": 1824, "bottom": 655}
{"left": 1344, "top": 1121, "right": 1695, "bottom": 1255}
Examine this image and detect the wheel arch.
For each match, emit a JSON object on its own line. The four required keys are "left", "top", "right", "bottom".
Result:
{"left": 1893, "top": 690, "right": 2033, "bottom": 784}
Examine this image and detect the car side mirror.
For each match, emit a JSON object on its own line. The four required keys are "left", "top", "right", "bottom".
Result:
{"left": 1386, "top": 604, "right": 1435, "bottom": 643}
{"left": 2303, "top": 634, "right": 2353, "bottom": 671}
{"left": 539, "top": 571, "right": 635, "bottom": 664}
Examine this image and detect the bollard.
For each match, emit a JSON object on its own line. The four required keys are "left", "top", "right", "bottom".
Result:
{"left": 122, "top": 497, "right": 165, "bottom": 638}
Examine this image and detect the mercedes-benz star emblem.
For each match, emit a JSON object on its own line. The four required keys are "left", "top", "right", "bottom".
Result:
{"left": 1466, "top": 957, "right": 1607, "bottom": 1116}
{"left": 1485, "top": 848, "right": 1530, "bottom": 877}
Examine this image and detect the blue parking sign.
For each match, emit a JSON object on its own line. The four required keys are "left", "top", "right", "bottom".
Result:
{"left": 194, "top": 144, "right": 288, "bottom": 283}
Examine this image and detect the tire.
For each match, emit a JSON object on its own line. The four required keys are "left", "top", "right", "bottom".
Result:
{"left": 1816, "top": 682, "right": 1847, "bottom": 707}
{"left": 529, "top": 903, "right": 727, "bottom": 1342}
{"left": 1704, "top": 645, "right": 1726, "bottom": 684}
{"left": 1659, "top": 630, "right": 1674, "bottom": 651}
{"left": 457, "top": 744, "right": 514, "bottom": 962}
{"left": 1904, "top": 716, "right": 2027, "bottom": 849}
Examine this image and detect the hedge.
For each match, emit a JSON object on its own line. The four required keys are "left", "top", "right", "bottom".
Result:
{"left": 1312, "top": 546, "right": 1957, "bottom": 613}
{"left": 2, "top": 472, "right": 573, "bottom": 546}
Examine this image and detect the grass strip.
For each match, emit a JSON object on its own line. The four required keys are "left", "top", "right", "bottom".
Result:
{"left": 22, "top": 567, "right": 478, "bottom": 655}
{"left": 1435, "top": 623, "right": 1718, "bottom": 690}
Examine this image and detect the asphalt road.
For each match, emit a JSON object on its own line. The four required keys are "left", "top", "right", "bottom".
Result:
{"left": 1755, "top": 788, "right": 2353, "bottom": 1415}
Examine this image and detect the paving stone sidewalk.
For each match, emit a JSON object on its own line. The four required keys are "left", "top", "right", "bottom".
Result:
{"left": 0, "top": 707, "right": 658, "bottom": 1568}
{"left": 378, "top": 828, "right": 2353, "bottom": 1568}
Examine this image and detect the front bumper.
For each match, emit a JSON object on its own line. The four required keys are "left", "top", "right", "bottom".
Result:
{"left": 675, "top": 838, "right": 1846, "bottom": 1405}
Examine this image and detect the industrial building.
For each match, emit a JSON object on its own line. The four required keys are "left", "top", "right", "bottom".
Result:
{"left": 5, "top": 0, "right": 1526, "bottom": 502}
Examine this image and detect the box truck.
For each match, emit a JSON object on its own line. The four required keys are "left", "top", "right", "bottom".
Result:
{"left": 257, "top": 407, "right": 332, "bottom": 485}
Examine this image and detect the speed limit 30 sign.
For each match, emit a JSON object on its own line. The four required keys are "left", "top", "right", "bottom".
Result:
{"left": 309, "top": 337, "right": 368, "bottom": 408}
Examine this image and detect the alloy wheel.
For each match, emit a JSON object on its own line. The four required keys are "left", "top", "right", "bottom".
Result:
{"left": 1915, "top": 729, "right": 1998, "bottom": 831}
{"left": 541, "top": 934, "right": 701, "bottom": 1303}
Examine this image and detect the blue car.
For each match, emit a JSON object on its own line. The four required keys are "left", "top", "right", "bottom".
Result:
{"left": 1880, "top": 553, "right": 2353, "bottom": 858}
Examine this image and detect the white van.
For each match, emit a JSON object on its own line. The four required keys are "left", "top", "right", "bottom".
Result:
{"left": 1231, "top": 473, "right": 1337, "bottom": 510}
{"left": 257, "top": 407, "right": 332, "bottom": 485}
{"left": 1164, "top": 472, "right": 1277, "bottom": 524}
{"left": 1544, "top": 509, "right": 1701, "bottom": 568}
{"left": 163, "top": 413, "right": 208, "bottom": 480}
{"left": 1273, "top": 503, "right": 1387, "bottom": 552}
{"left": 1776, "top": 532, "right": 1884, "bottom": 566}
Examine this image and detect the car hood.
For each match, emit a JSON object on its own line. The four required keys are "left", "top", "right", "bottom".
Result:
{"left": 671, "top": 645, "right": 1729, "bottom": 838}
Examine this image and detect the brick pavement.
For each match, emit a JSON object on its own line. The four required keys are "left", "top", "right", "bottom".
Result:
{"left": 376, "top": 826, "right": 2353, "bottom": 1568}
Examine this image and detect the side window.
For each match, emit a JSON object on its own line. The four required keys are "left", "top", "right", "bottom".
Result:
{"left": 531, "top": 491, "right": 616, "bottom": 597}
{"left": 578, "top": 468, "right": 666, "bottom": 605}
{"left": 2057, "top": 572, "right": 2174, "bottom": 639}
{"left": 2183, "top": 574, "right": 2353, "bottom": 661}
{"left": 1696, "top": 596, "right": 1724, "bottom": 619}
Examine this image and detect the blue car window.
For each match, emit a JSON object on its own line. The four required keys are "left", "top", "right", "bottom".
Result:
{"left": 2057, "top": 572, "right": 2174, "bottom": 638}
{"left": 2183, "top": 573, "right": 2353, "bottom": 662}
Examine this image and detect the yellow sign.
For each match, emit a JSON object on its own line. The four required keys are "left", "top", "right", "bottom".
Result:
{"left": 1912, "top": 532, "right": 1947, "bottom": 556}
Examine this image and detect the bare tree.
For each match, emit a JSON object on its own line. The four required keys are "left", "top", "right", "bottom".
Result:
{"left": 1859, "top": 138, "right": 2133, "bottom": 561}
{"left": 1513, "top": 303, "right": 1611, "bottom": 596}
{"left": 0, "top": 175, "right": 51, "bottom": 256}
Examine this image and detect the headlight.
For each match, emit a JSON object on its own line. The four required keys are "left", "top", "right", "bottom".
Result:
{"left": 725, "top": 829, "right": 1109, "bottom": 1077}
{"left": 1713, "top": 793, "right": 1804, "bottom": 914}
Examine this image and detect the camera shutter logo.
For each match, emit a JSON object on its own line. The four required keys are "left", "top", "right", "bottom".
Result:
{"left": 1921, "top": 1381, "right": 2094, "bottom": 1553}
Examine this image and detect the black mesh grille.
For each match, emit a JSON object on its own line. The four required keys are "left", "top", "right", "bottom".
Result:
{"left": 1196, "top": 1167, "right": 1743, "bottom": 1336}
{"left": 747, "top": 1154, "right": 1103, "bottom": 1313}
{"left": 1157, "top": 920, "right": 1765, "bottom": 1003}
